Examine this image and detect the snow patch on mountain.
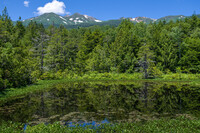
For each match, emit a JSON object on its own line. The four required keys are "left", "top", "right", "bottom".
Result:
{"left": 95, "top": 20, "right": 102, "bottom": 22}
{"left": 131, "top": 18, "right": 136, "bottom": 21}
{"left": 152, "top": 19, "right": 157, "bottom": 21}
{"left": 63, "top": 21, "right": 67, "bottom": 24}
{"left": 74, "top": 20, "right": 83, "bottom": 24}
{"left": 84, "top": 15, "right": 89, "bottom": 19}
{"left": 59, "top": 16, "right": 67, "bottom": 21}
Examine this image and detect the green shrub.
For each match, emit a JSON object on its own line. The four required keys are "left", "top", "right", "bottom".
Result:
{"left": 0, "top": 121, "right": 23, "bottom": 133}
{"left": 40, "top": 72, "right": 55, "bottom": 80}
{"left": 161, "top": 73, "right": 200, "bottom": 80}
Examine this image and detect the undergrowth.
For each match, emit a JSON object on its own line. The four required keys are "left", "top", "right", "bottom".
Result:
{"left": 1, "top": 117, "right": 200, "bottom": 133}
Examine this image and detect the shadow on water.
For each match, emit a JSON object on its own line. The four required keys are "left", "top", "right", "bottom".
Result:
{"left": 0, "top": 82, "right": 42, "bottom": 97}
{"left": 0, "top": 81, "right": 200, "bottom": 125}
{"left": 0, "top": 89, "right": 10, "bottom": 96}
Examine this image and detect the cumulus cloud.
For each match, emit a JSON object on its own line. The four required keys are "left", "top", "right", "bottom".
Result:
{"left": 24, "top": 1, "right": 29, "bottom": 7}
{"left": 36, "top": 0, "right": 67, "bottom": 15}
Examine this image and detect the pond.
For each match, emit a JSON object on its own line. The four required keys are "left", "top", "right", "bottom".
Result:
{"left": 0, "top": 81, "right": 200, "bottom": 125}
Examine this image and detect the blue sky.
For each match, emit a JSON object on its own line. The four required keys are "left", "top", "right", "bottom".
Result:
{"left": 0, "top": 0, "right": 200, "bottom": 21}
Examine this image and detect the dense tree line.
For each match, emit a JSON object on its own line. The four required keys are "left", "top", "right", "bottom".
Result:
{"left": 1, "top": 7, "right": 200, "bottom": 89}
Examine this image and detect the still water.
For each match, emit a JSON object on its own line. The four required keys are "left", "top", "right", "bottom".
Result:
{"left": 0, "top": 81, "right": 199, "bottom": 125}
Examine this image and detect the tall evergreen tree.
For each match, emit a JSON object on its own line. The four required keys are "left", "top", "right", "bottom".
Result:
{"left": 110, "top": 19, "right": 140, "bottom": 73}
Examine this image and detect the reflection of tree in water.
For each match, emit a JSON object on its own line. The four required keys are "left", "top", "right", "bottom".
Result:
{"left": 181, "top": 85, "right": 200, "bottom": 116}
{"left": 40, "top": 92, "right": 45, "bottom": 117}
{"left": 0, "top": 94, "right": 36, "bottom": 123}
{"left": 143, "top": 82, "right": 148, "bottom": 108}
{"left": 0, "top": 81, "right": 200, "bottom": 124}
{"left": 153, "top": 84, "right": 183, "bottom": 115}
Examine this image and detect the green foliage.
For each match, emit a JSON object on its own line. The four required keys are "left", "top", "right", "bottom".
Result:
{"left": 1, "top": 117, "right": 200, "bottom": 133}
{"left": 2, "top": 7, "right": 200, "bottom": 90}
{"left": 2, "top": 8, "right": 200, "bottom": 133}
{"left": 0, "top": 121, "right": 24, "bottom": 133}
{"left": 161, "top": 73, "right": 200, "bottom": 80}
{"left": 151, "top": 66, "right": 163, "bottom": 78}
{"left": 109, "top": 19, "right": 140, "bottom": 73}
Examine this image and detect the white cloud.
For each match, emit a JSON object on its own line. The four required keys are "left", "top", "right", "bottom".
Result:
{"left": 36, "top": 0, "right": 67, "bottom": 15}
{"left": 24, "top": 1, "right": 29, "bottom": 7}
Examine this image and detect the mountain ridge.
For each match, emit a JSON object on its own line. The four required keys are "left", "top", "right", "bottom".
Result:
{"left": 20, "top": 13, "right": 199, "bottom": 28}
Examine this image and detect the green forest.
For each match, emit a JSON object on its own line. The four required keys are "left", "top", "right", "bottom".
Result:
{"left": 1, "top": 7, "right": 200, "bottom": 90}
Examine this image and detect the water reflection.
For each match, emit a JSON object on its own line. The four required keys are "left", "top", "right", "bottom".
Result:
{"left": 0, "top": 81, "right": 199, "bottom": 124}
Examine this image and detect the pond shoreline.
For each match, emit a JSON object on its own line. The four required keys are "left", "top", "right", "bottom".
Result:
{"left": 1, "top": 72, "right": 200, "bottom": 103}
{"left": 1, "top": 76, "right": 200, "bottom": 132}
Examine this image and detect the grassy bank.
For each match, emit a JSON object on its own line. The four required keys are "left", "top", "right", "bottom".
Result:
{"left": 42, "top": 71, "right": 200, "bottom": 81}
{"left": 1, "top": 117, "right": 200, "bottom": 133}
{"left": 1, "top": 72, "right": 200, "bottom": 103}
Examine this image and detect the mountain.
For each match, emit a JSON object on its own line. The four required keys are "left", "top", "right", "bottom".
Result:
{"left": 20, "top": 13, "right": 157, "bottom": 28}
{"left": 64, "top": 13, "right": 102, "bottom": 24}
{"left": 20, "top": 13, "right": 200, "bottom": 29}
{"left": 64, "top": 19, "right": 123, "bottom": 29}
{"left": 22, "top": 12, "right": 102, "bottom": 27}
{"left": 120, "top": 17, "right": 157, "bottom": 23}
{"left": 157, "top": 15, "right": 186, "bottom": 22}
{"left": 22, "top": 13, "right": 72, "bottom": 27}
